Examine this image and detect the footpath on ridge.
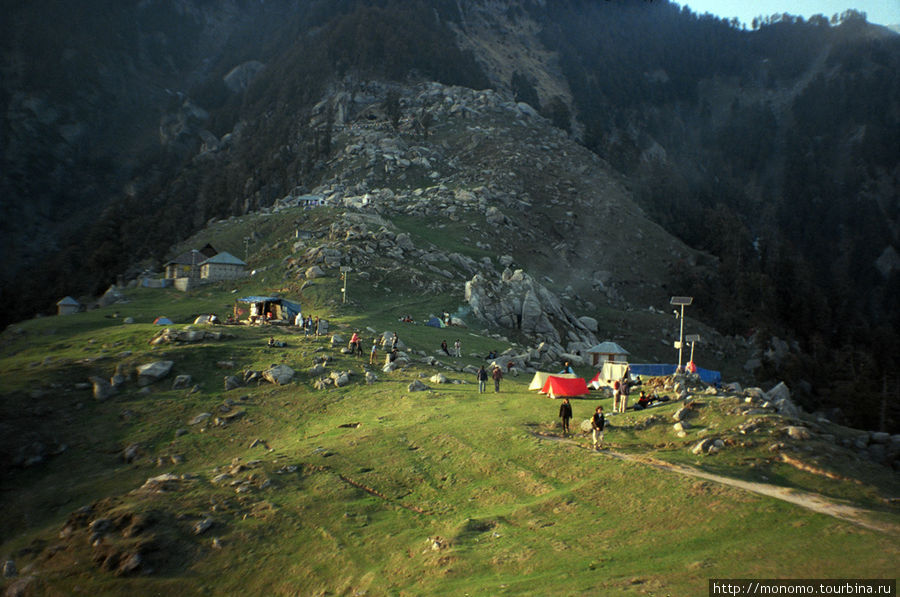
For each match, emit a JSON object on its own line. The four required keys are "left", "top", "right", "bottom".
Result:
{"left": 531, "top": 432, "right": 899, "bottom": 535}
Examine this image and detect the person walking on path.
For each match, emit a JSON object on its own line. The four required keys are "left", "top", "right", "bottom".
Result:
{"left": 476, "top": 365, "right": 488, "bottom": 393}
{"left": 591, "top": 406, "right": 606, "bottom": 450}
{"left": 492, "top": 365, "right": 503, "bottom": 393}
{"left": 559, "top": 398, "right": 573, "bottom": 435}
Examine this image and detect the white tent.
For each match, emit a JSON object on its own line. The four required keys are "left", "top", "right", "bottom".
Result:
{"left": 528, "top": 371, "right": 577, "bottom": 391}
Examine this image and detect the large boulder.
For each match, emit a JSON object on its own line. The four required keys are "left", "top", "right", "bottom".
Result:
{"left": 136, "top": 361, "right": 174, "bottom": 386}
{"left": 263, "top": 365, "right": 295, "bottom": 385}
{"left": 89, "top": 376, "right": 115, "bottom": 401}
{"left": 408, "top": 380, "right": 428, "bottom": 392}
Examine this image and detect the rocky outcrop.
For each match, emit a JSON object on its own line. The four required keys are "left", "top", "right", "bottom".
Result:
{"left": 465, "top": 269, "right": 597, "bottom": 347}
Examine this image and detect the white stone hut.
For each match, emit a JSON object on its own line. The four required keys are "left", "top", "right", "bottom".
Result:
{"left": 57, "top": 296, "right": 81, "bottom": 315}
{"left": 200, "top": 251, "right": 247, "bottom": 281}
{"left": 586, "top": 341, "right": 629, "bottom": 367}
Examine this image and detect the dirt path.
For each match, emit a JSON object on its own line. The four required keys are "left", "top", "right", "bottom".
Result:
{"left": 533, "top": 432, "right": 899, "bottom": 535}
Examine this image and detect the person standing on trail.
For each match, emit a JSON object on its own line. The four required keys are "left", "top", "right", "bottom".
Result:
{"left": 491, "top": 365, "right": 503, "bottom": 392}
{"left": 454, "top": 338, "right": 461, "bottom": 357}
{"left": 314, "top": 316, "right": 321, "bottom": 338}
{"left": 612, "top": 380, "right": 621, "bottom": 413}
{"left": 476, "top": 365, "right": 488, "bottom": 393}
{"left": 441, "top": 340, "right": 451, "bottom": 356}
{"left": 369, "top": 339, "right": 378, "bottom": 365}
{"left": 559, "top": 398, "right": 573, "bottom": 435}
{"left": 591, "top": 405, "right": 606, "bottom": 450}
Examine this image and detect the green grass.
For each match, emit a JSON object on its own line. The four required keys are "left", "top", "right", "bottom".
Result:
{"left": 2, "top": 226, "right": 898, "bottom": 596}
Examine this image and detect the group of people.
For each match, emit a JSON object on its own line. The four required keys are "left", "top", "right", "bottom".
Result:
{"left": 440, "top": 339, "right": 462, "bottom": 357}
{"left": 293, "top": 313, "right": 324, "bottom": 337}
{"left": 557, "top": 398, "right": 606, "bottom": 450}
{"left": 475, "top": 364, "right": 504, "bottom": 393}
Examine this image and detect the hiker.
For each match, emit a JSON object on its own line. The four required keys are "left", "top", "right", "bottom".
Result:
{"left": 559, "top": 398, "right": 573, "bottom": 435}
{"left": 559, "top": 361, "right": 575, "bottom": 374}
{"left": 492, "top": 365, "right": 503, "bottom": 392}
{"left": 612, "top": 380, "right": 621, "bottom": 412}
{"left": 314, "top": 316, "right": 321, "bottom": 338}
{"left": 476, "top": 365, "right": 488, "bottom": 393}
{"left": 619, "top": 377, "right": 629, "bottom": 413}
{"left": 369, "top": 339, "right": 378, "bottom": 365}
{"left": 349, "top": 332, "right": 361, "bottom": 356}
{"left": 591, "top": 406, "right": 606, "bottom": 449}
{"left": 506, "top": 361, "right": 514, "bottom": 373}
{"left": 441, "top": 340, "right": 451, "bottom": 356}
{"left": 294, "top": 312, "right": 303, "bottom": 328}
{"left": 454, "top": 339, "right": 461, "bottom": 357}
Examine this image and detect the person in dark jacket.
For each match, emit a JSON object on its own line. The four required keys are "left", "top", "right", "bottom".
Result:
{"left": 558, "top": 398, "right": 573, "bottom": 435}
{"left": 476, "top": 365, "right": 488, "bottom": 393}
{"left": 591, "top": 406, "right": 606, "bottom": 450}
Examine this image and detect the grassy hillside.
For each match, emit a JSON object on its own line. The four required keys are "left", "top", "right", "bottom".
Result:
{"left": 2, "top": 208, "right": 897, "bottom": 596}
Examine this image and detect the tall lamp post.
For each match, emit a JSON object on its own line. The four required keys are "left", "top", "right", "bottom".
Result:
{"left": 670, "top": 296, "right": 693, "bottom": 372}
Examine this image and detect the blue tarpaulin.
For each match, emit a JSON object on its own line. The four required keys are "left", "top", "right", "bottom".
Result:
{"left": 629, "top": 363, "right": 722, "bottom": 385}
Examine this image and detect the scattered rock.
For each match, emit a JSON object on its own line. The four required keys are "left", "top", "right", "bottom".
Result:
{"left": 122, "top": 443, "right": 141, "bottom": 463}
{"left": 691, "top": 438, "right": 715, "bottom": 455}
{"left": 408, "top": 380, "right": 428, "bottom": 392}
{"left": 189, "top": 413, "right": 212, "bottom": 426}
{"left": 172, "top": 374, "right": 192, "bottom": 390}
{"left": 784, "top": 426, "right": 811, "bottom": 441}
{"left": 193, "top": 518, "right": 214, "bottom": 535}
{"left": 429, "top": 373, "right": 449, "bottom": 384}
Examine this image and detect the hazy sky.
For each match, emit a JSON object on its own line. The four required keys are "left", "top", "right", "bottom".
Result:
{"left": 674, "top": 0, "right": 900, "bottom": 27}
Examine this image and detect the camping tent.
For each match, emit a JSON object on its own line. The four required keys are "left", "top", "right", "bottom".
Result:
{"left": 425, "top": 316, "right": 444, "bottom": 328}
{"left": 591, "top": 361, "right": 630, "bottom": 387}
{"left": 153, "top": 316, "right": 173, "bottom": 325}
{"left": 540, "top": 376, "right": 589, "bottom": 398}
{"left": 235, "top": 296, "right": 302, "bottom": 324}
{"left": 528, "top": 371, "right": 577, "bottom": 391}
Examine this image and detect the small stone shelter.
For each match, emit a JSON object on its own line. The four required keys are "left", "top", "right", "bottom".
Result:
{"left": 586, "top": 341, "right": 629, "bottom": 367}
{"left": 56, "top": 296, "right": 81, "bottom": 315}
{"left": 200, "top": 251, "right": 247, "bottom": 281}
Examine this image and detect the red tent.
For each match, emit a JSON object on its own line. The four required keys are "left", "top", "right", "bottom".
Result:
{"left": 540, "top": 376, "right": 589, "bottom": 398}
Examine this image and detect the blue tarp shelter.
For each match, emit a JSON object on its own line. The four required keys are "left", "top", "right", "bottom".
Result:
{"left": 425, "top": 316, "right": 443, "bottom": 328}
{"left": 236, "top": 296, "right": 302, "bottom": 323}
{"left": 628, "top": 363, "right": 722, "bottom": 385}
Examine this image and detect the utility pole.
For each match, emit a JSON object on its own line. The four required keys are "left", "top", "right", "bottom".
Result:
{"left": 340, "top": 266, "right": 350, "bottom": 304}
{"left": 670, "top": 296, "right": 693, "bottom": 372}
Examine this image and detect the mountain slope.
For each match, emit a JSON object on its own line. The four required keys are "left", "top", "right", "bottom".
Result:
{"left": 2, "top": 0, "right": 898, "bottom": 429}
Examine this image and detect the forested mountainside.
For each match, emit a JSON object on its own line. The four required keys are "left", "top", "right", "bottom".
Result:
{"left": 1, "top": 0, "right": 898, "bottom": 427}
